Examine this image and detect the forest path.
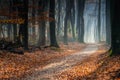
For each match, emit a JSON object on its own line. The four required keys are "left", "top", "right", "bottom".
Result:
{"left": 24, "top": 44, "right": 98, "bottom": 80}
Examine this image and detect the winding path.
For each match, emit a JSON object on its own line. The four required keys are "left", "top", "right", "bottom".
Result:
{"left": 21, "top": 45, "right": 98, "bottom": 80}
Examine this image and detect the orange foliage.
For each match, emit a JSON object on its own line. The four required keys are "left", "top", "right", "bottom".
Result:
{"left": 0, "top": 43, "right": 86, "bottom": 79}
{"left": 55, "top": 45, "right": 120, "bottom": 80}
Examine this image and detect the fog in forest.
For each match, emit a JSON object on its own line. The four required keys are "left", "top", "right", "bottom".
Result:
{"left": 0, "top": 0, "right": 111, "bottom": 48}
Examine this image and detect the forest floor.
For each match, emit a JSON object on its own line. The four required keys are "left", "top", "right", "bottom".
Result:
{"left": 54, "top": 45, "right": 120, "bottom": 80}
{"left": 0, "top": 42, "right": 86, "bottom": 80}
{"left": 0, "top": 42, "right": 120, "bottom": 80}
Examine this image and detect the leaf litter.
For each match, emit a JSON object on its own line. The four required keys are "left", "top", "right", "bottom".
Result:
{"left": 54, "top": 44, "right": 120, "bottom": 80}
{"left": 0, "top": 42, "right": 86, "bottom": 79}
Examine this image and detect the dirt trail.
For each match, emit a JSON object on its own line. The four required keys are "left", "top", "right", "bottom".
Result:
{"left": 17, "top": 44, "right": 98, "bottom": 80}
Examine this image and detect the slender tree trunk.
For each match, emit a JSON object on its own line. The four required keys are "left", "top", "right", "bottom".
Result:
{"left": 23, "top": 0, "right": 28, "bottom": 50}
{"left": 38, "top": 0, "right": 46, "bottom": 46}
{"left": 106, "top": 0, "right": 111, "bottom": 45}
{"left": 39, "top": 23, "right": 46, "bottom": 46}
{"left": 31, "top": 0, "right": 35, "bottom": 33}
{"left": 12, "top": 0, "right": 17, "bottom": 42}
{"left": 64, "top": 14, "right": 68, "bottom": 44}
{"left": 70, "top": 0, "right": 75, "bottom": 40}
{"left": 18, "top": 0, "right": 28, "bottom": 50}
{"left": 98, "top": 0, "right": 101, "bottom": 42}
{"left": 7, "top": 25, "right": 12, "bottom": 40}
{"left": 13, "top": 24, "right": 17, "bottom": 41}
{"left": 71, "top": 16, "right": 75, "bottom": 40}
{"left": 64, "top": 0, "right": 71, "bottom": 44}
{"left": 8, "top": 0, "right": 13, "bottom": 41}
{"left": 49, "top": 0, "right": 59, "bottom": 47}
{"left": 57, "top": 0, "right": 61, "bottom": 37}
{"left": 77, "top": 0, "right": 85, "bottom": 43}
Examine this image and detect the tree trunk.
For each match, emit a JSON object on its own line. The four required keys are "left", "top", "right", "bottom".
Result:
{"left": 106, "top": 0, "right": 111, "bottom": 45}
{"left": 39, "top": 23, "right": 46, "bottom": 46}
{"left": 57, "top": 0, "right": 61, "bottom": 37}
{"left": 17, "top": 0, "right": 28, "bottom": 50}
{"left": 38, "top": 0, "right": 46, "bottom": 46}
{"left": 49, "top": 0, "right": 59, "bottom": 47}
{"left": 64, "top": 0, "right": 71, "bottom": 44}
{"left": 31, "top": 0, "right": 35, "bottom": 34}
{"left": 98, "top": 0, "right": 101, "bottom": 42}
{"left": 13, "top": 24, "right": 17, "bottom": 42}
{"left": 110, "top": 0, "right": 120, "bottom": 54}
{"left": 77, "top": 0, "right": 85, "bottom": 43}
{"left": 64, "top": 14, "right": 68, "bottom": 44}
{"left": 70, "top": 0, "right": 75, "bottom": 40}
{"left": 12, "top": 0, "right": 18, "bottom": 42}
